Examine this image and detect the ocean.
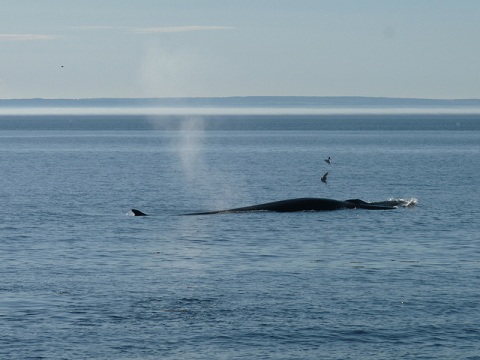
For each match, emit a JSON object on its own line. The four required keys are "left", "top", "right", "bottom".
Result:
{"left": 1, "top": 110, "right": 479, "bottom": 359}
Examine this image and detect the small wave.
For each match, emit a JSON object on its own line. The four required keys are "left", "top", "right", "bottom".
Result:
{"left": 371, "top": 198, "right": 418, "bottom": 208}
{"left": 393, "top": 198, "right": 418, "bottom": 207}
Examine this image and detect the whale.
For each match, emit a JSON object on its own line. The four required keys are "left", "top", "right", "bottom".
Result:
{"left": 128, "top": 197, "right": 403, "bottom": 216}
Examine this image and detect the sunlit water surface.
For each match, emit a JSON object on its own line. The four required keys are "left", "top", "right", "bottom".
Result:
{"left": 1, "top": 114, "right": 479, "bottom": 359}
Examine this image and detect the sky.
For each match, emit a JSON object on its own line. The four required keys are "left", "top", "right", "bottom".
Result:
{"left": 1, "top": 0, "right": 479, "bottom": 99}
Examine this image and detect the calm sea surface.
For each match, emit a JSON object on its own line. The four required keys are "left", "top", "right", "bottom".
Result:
{"left": 1, "top": 113, "right": 479, "bottom": 359}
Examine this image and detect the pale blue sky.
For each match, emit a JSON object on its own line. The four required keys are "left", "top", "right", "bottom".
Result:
{"left": 1, "top": 0, "right": 479, "bottom": 99}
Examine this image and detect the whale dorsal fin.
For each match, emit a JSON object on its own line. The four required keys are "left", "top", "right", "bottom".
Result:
{"left": 130, "top": 209, "right": 148, "bottom": 216}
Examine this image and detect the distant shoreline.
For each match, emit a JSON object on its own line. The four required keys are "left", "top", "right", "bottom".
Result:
{"left": 1, "top": 96, "right": 480, "bottom": 109}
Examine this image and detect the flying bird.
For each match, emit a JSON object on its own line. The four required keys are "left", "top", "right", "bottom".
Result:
{"left": 321, "top": 172, "right": 329, "bottom": 184}
{"left": 324, "top": 156, "right": 332, "bottom": 164}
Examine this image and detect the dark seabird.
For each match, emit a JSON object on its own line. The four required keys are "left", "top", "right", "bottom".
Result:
{"left": 324, "top": 156, "right": 332, "bottom": 164}
{"left": 321, "top": 172, "right": 329, "bottom": 184}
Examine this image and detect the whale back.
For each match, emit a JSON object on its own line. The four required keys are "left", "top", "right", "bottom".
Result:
{"left": 344, "top": 199, "right": 397, "bottom": 210}
{"left": 184, "top": 198, "right": 350, "bottom": 215}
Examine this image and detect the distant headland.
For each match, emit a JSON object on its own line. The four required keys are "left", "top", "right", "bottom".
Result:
{"left": 1, "top": 96, "right": 480, "bottom": 109}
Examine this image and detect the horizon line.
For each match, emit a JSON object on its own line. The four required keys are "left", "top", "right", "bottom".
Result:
{"left": 2, "top": 95, "right": 480, "bottom": 101}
